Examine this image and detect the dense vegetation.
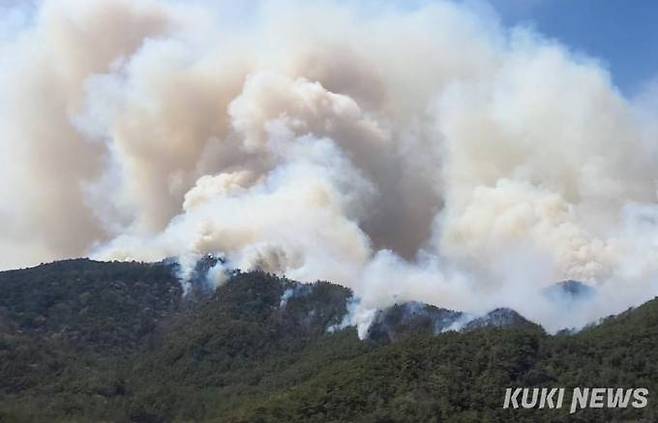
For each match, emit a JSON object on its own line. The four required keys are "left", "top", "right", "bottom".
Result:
{"left": 1, "top": 259, "right": 657, "bottom": 422}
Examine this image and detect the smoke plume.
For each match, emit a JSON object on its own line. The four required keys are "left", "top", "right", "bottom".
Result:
{"left": 2, "top": 0, "right": 658, "bottom": 331}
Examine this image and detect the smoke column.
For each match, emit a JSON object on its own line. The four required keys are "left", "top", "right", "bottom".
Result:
{"left": 2, "top": 0, "right": 658, "bottom": 331}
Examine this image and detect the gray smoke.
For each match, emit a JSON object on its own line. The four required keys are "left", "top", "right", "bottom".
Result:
{"left": 2, "top": 0, "right": 658, "bottom": 332}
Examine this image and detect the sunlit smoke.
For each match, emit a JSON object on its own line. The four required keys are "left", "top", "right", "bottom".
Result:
{"left": 2, "top": 0, "right": 658, "bottom": 332}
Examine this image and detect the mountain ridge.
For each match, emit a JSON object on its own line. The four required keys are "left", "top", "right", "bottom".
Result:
{"left": 1, "top": 258, "right": 657, "bottom": 422}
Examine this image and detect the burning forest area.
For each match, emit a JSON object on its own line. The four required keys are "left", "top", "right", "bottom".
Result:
{"left": 1, "top": 0, "right": 658, "bottom": 421}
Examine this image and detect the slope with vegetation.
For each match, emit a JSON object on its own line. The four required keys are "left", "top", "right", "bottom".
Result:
{"left": 0, "top": 259, "right": 657, "bottom": 422}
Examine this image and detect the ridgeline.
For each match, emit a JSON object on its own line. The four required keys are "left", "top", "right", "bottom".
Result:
{"left": 1, "top": 259, "right": 657, "bottom": 422}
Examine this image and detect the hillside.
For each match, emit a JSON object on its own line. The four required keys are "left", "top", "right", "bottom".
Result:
{"left": 1, "top": 259, "right": 657, "bottom": 422}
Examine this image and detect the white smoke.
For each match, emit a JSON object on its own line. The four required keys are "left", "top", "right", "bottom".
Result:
{"left": 2, "top": 0, "right": 658, "bottom": 332}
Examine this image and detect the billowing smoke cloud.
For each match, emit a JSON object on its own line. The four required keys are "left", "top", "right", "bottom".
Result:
{"left": 2, "top": 0, "right": 658, "bottom": 332}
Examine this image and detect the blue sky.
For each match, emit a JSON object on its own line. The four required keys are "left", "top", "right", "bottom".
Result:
{"left": 488, "top": 0, "right": 658, "bottom": 95}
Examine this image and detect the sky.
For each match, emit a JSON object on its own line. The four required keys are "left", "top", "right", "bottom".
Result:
{"left": 487, "top": 0, "right": 658, "bottom": 95}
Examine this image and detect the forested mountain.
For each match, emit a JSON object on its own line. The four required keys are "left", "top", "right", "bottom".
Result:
{"left": 1, "top": 259, "right": 657, "bottom": 422}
